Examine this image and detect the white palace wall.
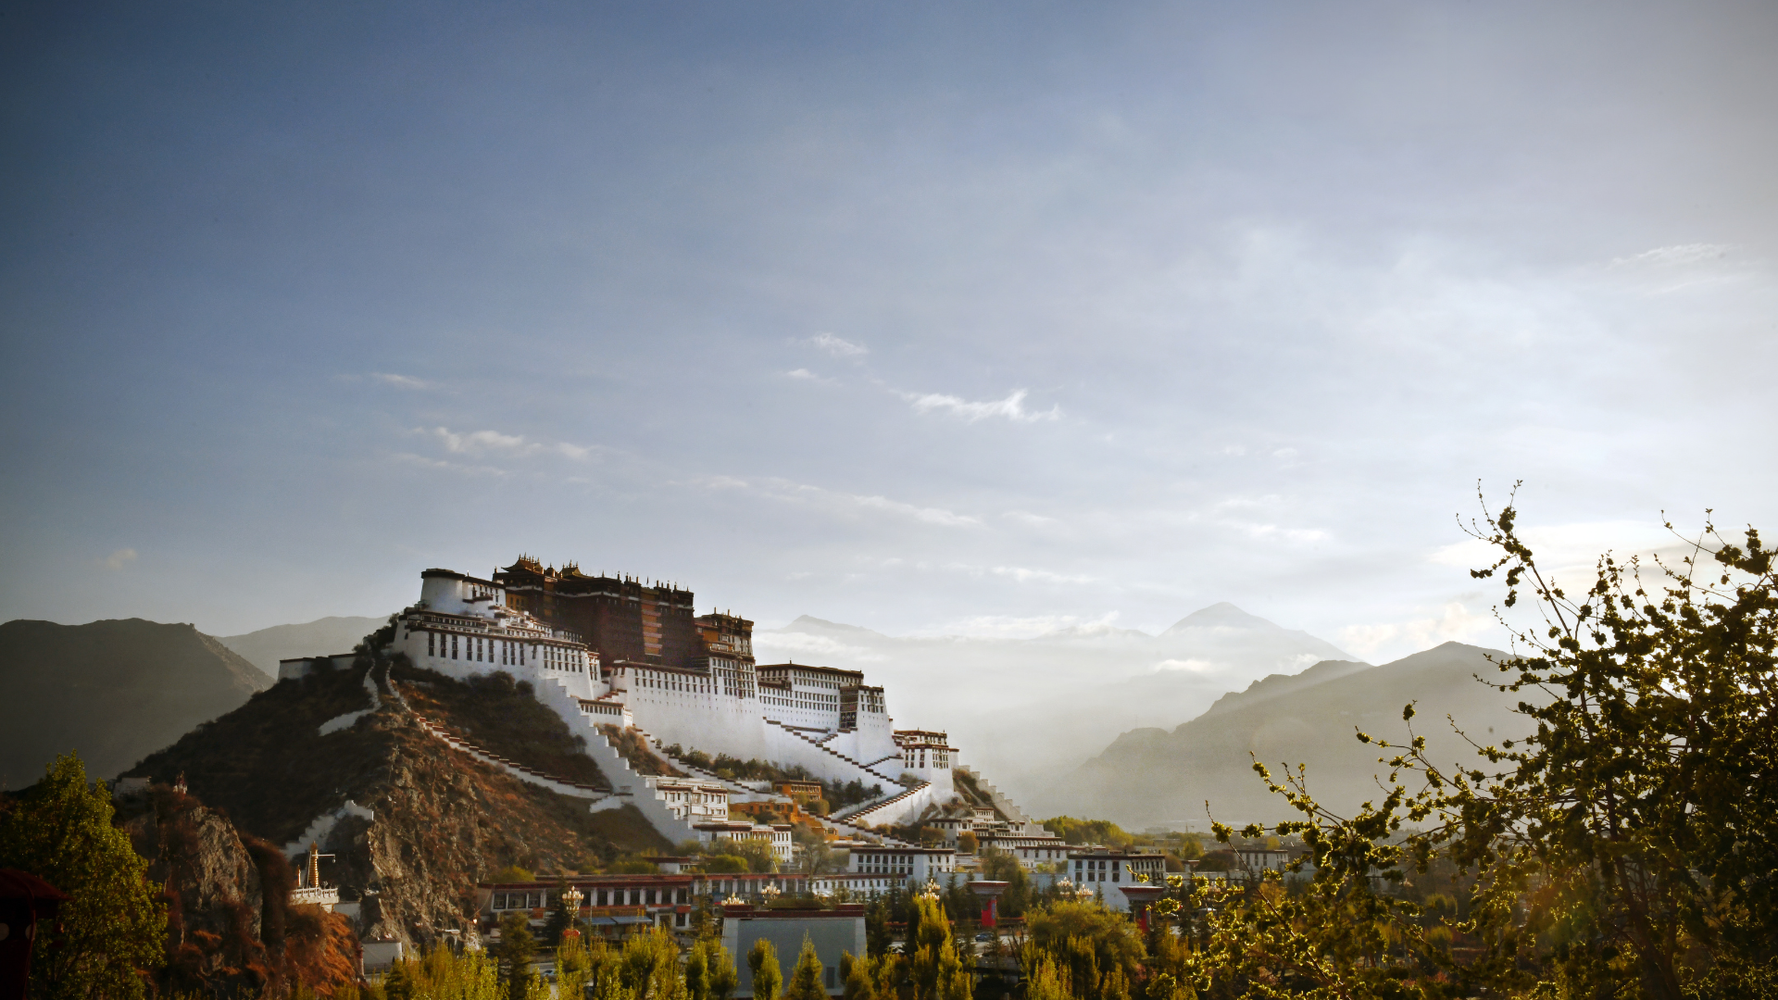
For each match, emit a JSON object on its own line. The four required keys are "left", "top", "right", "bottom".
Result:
{"left": 383, "top": 568, "right": 958, "bottom": 838}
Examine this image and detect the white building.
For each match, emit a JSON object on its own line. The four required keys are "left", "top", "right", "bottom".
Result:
{"left": 845, "top": 846, "right": 957, "bottom": 886}
{"left": 378, "top": 568, "right": 972, "bottom": 842}
{"left": 694, "top": 820, "right": 795, "bottom": 862}
{"left": 977, "top": 832, "right": 1070, "bottom": 870}
{"left": 1066, "top": 850, "right": 1168, "bottom": 912}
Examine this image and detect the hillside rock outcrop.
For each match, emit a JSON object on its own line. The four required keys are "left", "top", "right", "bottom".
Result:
{"left": 125, "top": 658, "right": 668, "bottom": 951}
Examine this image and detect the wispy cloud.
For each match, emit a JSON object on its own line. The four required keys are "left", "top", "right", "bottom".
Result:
{"left": 704, "top": 476, "right": 980, "bottom": 527}
{"left": 1337, "top": 602, "right": 1495, "bottom": 658}
{"left": 371, "top": 372, "right": 430, "bottom": 389}
{"left": 807, "top": 332, "right": 868, "bottom": 358}
{"left": 913, "top": 610, "right": 1123, "bottom": 640}
{"left": 1610, "top": 243, "right": 1731, "bottom": 268}
{"left": 902, "top": 388, "right": 1061, "bottom": 423}
{"left": 103, "top": 548, "right": 137, "bottom": 571}
{"left": 991, "top": 565, "right": 1096, "bottom": 585}
{"left": 426, "top": 427, "right": 590, "bottom": 461}
{"left": 393, "top": 452, "right": 508, "bottom": 477}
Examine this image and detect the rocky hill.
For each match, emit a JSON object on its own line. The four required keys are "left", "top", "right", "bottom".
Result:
{"left": 113, "top": 782, "right": 360, "bottom": 996}
{"left": 1057, "top": 642, "right": 1537, "bottom": 828}
{"left": 216, "top": 616, "right": 390, "bottom": 678}
{"left": 0, "top": 618, "right": 270, "bottom": 789}
{"left": 122, "top": 656, "right": 667, "bottom": 950}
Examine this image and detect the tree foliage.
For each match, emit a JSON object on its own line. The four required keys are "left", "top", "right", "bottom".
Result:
{"left": 785, "top": 936, "right": 828, "bottom": 1000}
{"left": 748, "top": 938, "right": 782, "bottom": 1000}
{"left": 1141, "top": 494, "right": 1778, "bottom": 1000}
{"left": 0, "top": 752, "right": 167, "bottom": 1000}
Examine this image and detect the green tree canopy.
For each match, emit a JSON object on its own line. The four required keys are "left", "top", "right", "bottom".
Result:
{"left": 492, "top": 912, "right": 536, "bottom": 1000}
{"left": 747, "top": 938, "right": 782, "bottom": 1000}
{"left": 784, "top": 935, "right": 827, "bottom": 1000}
{"left": 1157, "top": 497, "right": 1778, "bottom": 1000}
{"left": 0, "top": 752, "right": 166, "bottom": 1000}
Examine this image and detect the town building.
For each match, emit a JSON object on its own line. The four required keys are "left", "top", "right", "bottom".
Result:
{"left": 1233, "top": 847, "right": 1294, "bottom": 874}
{"left": 976, "top": 832, "right": 1070, "bottom": 870}
{"left": 481, "top": 874, "right": 694, "bottom": 934}
{"left": 693, "top": 820, "right": 796, "bottom": 862}
{"left": 1066, "top": 850, "right": 1168, "bottom": 912}
{"left": 844, "top": 846, "right": 957, "bottom": 886}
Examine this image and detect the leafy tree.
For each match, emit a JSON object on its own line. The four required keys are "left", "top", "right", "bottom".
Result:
{"left": 796, "top": 842, "right": 836, "bottom": 876}
{"left": 956, "top": 832, "right": 979, "bottom": 855}
{"left": 491, "top": 864, "right": 537, "bottom": 883}
{"left": 785, "top": 935, "right": 828, "bottom": 1000}
{"left": 1160, "top": 497, "right": 1778, "bottom": 1000}
{"left": 621, "top": 927, "right": 683, "bottom": 1000}
{"left": 1024, "top": 900, "right": 1144, "bottom": 1000}
{"left": 731, "top": 838, "right": 779, "bottom": 873}
{"left": 687, "top": 935, "right": 739, "bottom": 1000}
{"left": 865, "top": 899, "right": 892, "bottom": 958}
{"left": 543, "top": 876, "right": 580, "bottom": 944}
{"left": 1039, "top": 817, "right": 1132, "bottom": 848}
{"left": 706, "top": 938, "right": 740, "bottom": 1000}
{"left": 704, "top": 854, "right": 749, "bottom": 874}
{"left": 558, "top": 927, "right": 593, "bottom": 1000}
{"left": 0, "top": 753, "right": 166, "bottom": 1000}
{"left": 493, "top": 912, "right": 537, "bottom": 1000}
{"left": 905, "top": 894, "right": 971, "bottom": 1000}
{"left": 747, "top": 938, "right": 782, "bottom": 1000}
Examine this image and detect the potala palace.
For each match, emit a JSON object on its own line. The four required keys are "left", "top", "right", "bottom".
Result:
{"left": 288, "top": 561, "right": 1054, "bottom": 856}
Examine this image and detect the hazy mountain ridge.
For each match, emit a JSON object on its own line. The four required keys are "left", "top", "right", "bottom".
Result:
{"left": 757, "top": 603, "right": 1356, "bottom": 807}
{"left": 0, "top": 618, "right": 271, "bottom": 788}
{"left": 217, "top": 615, "right": 390, "bottom": 677}
{"left": 1049, "top": 641, "right": 1535, "bottom": 827}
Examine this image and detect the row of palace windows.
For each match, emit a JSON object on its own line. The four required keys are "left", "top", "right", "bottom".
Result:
{"left": 426, "top": 631, "right": 585, "bottom": 673}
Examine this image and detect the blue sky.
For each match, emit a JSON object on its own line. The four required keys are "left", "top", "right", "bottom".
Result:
{"left": 3, "top": 1, "right": 1775, "bottom": 661}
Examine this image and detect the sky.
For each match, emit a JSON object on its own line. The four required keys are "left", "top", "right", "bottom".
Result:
{"left": 3, "top": 1, "right": 1776, "bottom": 665}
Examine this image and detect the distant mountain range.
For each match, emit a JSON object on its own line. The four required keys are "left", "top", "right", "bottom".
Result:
{"left": 1054, "top": 641, "right": 1536, "bottom": 828}
{"left": 0, "top": 619, "right": 270, "bottom": 788}
{"left": 755, "top": 603, "right": 1356, "bottom": 810}
{"left": 216, "top": 615, "right": 389, "bottom": 677}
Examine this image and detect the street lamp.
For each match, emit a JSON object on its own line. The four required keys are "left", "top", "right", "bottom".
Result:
{"left": 562, "top": 885, "right": 584, "bottom": 940}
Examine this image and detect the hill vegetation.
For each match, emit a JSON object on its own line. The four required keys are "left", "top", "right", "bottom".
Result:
{"left": 123, "top": 656, "right": 667, "bottom": 949}
{"left": 392, "top": 662, "right": 607, "bottom": 788}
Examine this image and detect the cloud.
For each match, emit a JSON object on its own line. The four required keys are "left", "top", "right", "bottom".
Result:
{"left": 991, "top": 565, "right": 1096, "bottom": 585}
{"left": 393, "top": 452, "right": 508, "bottom": 477}
{"left": 753, "top": 630, "right": 888, "bottom": 662}
{"left": 1154, "top": 657, "right": 1218, "bottom": 673}
{"left": 807, "top": 333, "right": 868, "bottom": 357}
{"left": 915, "top": 611, "right": 1122, "bottom": 640}
{"left": 852, "top": 493, "right": 979, "bottom": 527}
{"left": 702, "top": 475, "right": 980, "bottom": 528}
{"left": 1610, "top": 244, "right": 1731, "bottom": 268}
{"left": 1337, "top": 602, "right": 1495, "bottom": 658}
{"left": 371, "top": 372, "right": 430, "bottom": 389}
{"left": 426, "top": 427, "right": 591, "bottom": 461}
{"left": 902, "top": 388, "right": 1061, "bottom": 423}
{"left": 1003, "top": 510, "right": 1060, "bottom": 528}
{"left": 103, "top": 548, "right": 137, "bottom": 571}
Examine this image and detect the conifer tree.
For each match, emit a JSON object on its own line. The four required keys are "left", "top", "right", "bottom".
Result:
{"left": 784, "top": 936, "right": 827, "bottom": 1000}
{"left": 0, "top": 753, "right": 166, "bottom": 1000}
{"left": 747, "top": 939, "right": 782, "bottom": 1000}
